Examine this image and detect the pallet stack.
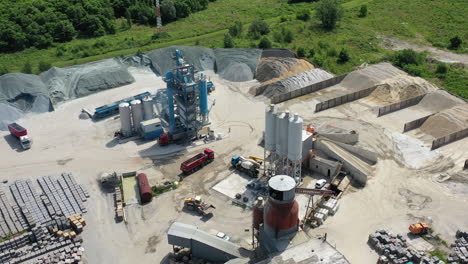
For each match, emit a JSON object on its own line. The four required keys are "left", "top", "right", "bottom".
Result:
{"left": 69, "top": 214, "right": 86, "bottom": 234}
{"left": 115, "top": 187, "right": 124, "bottom": 221}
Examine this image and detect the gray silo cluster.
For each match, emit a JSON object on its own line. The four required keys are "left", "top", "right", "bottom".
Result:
{"left": 118, "top": 96, "right": 155, "bottom": 137}
{"left": 264, "top": 104, "right": 303, "bottom": 183}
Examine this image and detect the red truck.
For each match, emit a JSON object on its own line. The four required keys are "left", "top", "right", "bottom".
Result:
{"left": 180, "top": 149, "right": 214, "bottom": 175}
{"left": 8, "top": 123, "right": 32, "bottom": 150}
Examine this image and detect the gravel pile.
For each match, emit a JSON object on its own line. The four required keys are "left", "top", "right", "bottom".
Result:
{"left": 146, "top": 46, "right": 215, "bottom": 75}
{"left": 214, "top": 48, "right": 262, "bottom": 82}
{"left": 420, "top": 104, "right": 468, "bottom": 138}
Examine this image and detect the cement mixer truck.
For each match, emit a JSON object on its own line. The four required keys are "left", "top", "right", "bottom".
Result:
{"left": 231, "top": 155, "right": 261, "bottom": 178}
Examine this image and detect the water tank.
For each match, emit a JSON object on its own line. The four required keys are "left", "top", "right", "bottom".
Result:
{"left": 142, "top": 97, "right": 154, "bottom": 121}
{"left": 130, "top": 99, "right": 143, "bottom": 131}
{"left": 137, "top": 173, "right": 152, "bottom": 203}
{"left": 119, "top": 102, "right": 132, "bottom": 137}
{"left": 253, "top": 197, "right": 265, "bottom": 230}
{"left": 278, "top": 111, "right": 290, "bottom": 157}
{"left": 265, "top": 105, "right": 276, "bottom": 152}
{"left": 287, "top": 113, "right": 303, "bottom": 162}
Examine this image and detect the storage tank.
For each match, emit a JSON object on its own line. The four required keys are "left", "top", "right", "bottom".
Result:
{"left": 253, "top": 197, "right": 265, "bottom": 230}
{"left": 142, "top": 97, "right": 154, "bottom": 121}
{"left": 278, "top": 111, "right": 290, "bottom": 157}
{"left": 130, "top": 99, "right": 143, "bottom": 131}
{"left": 265, "top": 105, "right": 276, "bottom": 152}
{"left": 199, "top": 73, "right": 209, "bottom": 121}
{"left": 275, "top": 112, "right": 285, "bottom": 156}
{"left": 263, "top": 175, "right": 298, "bottom": 240}
{"left": 137, "top": 173, "right": 152, "bottom": 203}
{"left": 287, "top": 113, "right": 303, "bottom": 162}
{"left": 119, "top": 102, "right": 132, "bottom": 137}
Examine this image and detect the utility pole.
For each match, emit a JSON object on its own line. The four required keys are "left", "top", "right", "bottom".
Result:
{"left": 155, "top": 0, "right": 162, "bottom": 30}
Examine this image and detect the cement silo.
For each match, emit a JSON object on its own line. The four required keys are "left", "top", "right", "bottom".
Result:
{"left": 287, "top": 113, "right": 303, "bottom": 162}
{"left": 265, "top": 105, "right": 276, "bottom": 152}
{"left": 119, "top": 102, "right": 132, "bottom": 137}
{"left": 275, "top": 112, "right": 284, "bottom": 156}
{"left": 278, "top": 111, "right": 290, "bottom": 157}
{"left": 130, "top": 99, "right": 143, "bottom": 131}
{"left": 142, "top": 97, "right": 154, "bottom": 121}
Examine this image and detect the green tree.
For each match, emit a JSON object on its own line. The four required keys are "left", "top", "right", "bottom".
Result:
{"left": 358, "top": 5, "right": 368, "bottom": 17}
{"left": 229, "top": 21, "right": 243, "bottom": 37}
{"left": 436, "top": 63, "right": 448, "bottom": 74}
{"left": 249, "top": 19, "right": 270, "bottom": 39}
{"left": 174, "top": 1, "right": 190, "bottom": 18}
{"left": 315, "top": 0, "right": 344, "bottom": 30}
{"left": 391, "top": 49, "right": 425, "bottom": 68}
{"left": 449, "top": 36, "right": 462, "bottom": 49}
{"left": 80, "top": 15, "right": 105, "bottom": 37}
{"left": 283, "top": 28, "right": 294, "bottom": 43}
{"left": 296, "top": 9, "right": 311, "bottom": 21}
{"left": 38, "top": 61, "right": 52, "bottom": 72}
{"left": 161, "top": 0, "right": 177, "bottom": 23}
{"left": 52, "top": 20, "right": 76, "bottom": 42}
{"left": 22, "top": 61, "right": 33, "bottom": 74}
{"left": 224, "top": 34, "right": 234, "bottom": 48}
{"left": 297, "top": 47, "right": 306, "bottom": 57}
{"left": 337, "top": 48, "right": 350, "bottom": 63}
{"left": 258, "top": 36, "right": 272, "bottom": 49}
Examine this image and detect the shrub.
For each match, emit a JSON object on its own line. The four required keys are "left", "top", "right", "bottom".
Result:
{"left": 315, "top": 0, "right": 344, "bottom": 30}
{"left": 403, "top": 64, "right": 425, "bottom": 77}
{"left": 308, "top": 48, "right": 315, "bottom": 58}
{"left": 337, "top": 48, "right": 350, "bottom": 63}
{"left": 151, "top": 32, "right": 171, "bottom": 40}
{"left": 359, "top": 5, "right": 368, "bottom": 17}
{"left": 224, "top": 34, "right": 234, "bottom": 48}
{"left": 436, "top": 63, "right": 448, "bottom": 74}
{"left": 312, "top": 55, "right": 324, "bottom": 67}
{"left": 297, "top": 47, "right": 306, "bottom": 57}
{"left": 391, "top": 49, "right": 425, "bottom": 68}
{"left": 22, "top": 61, "right": 32, "bottom": 74}
{"left": 38, "top": 61, "right": 52, "bottom": 72}
{"left": 0, "top": 66, "right": 9, "bottom": 75}
{"left": 283, "top": 29, "right": 294, "bottom": 43}
{"left": 249, "top": 19, "right": 270, "bottom": 39}
{"left": 296, "top": 9, "right": 311, "bottom": 21}
{"left": 273, "top": 31, "right": 283, "bottom": 43}
{"left": 229, "top": 21, "right": 243, "bottom": 37}
{"left": 280, "top": 16, "right": 288, "bottom": 23}
{"left": 327, "top": 47, "right": 338, "bottom": 57}
{"left": 258, "top": 36, "right": 272, "bottom": 49}
{"left": 318, "top": 40, "right": 328, "bottom": 50}
{"left": 449, "top": 36, "right": 462, "bottom": 49}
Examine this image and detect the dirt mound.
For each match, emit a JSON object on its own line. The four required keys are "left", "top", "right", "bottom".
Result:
{"left": 418, "top": 90, "right": 465, "bottom": 112}
{"left": 370, "top": 76, "right": 438, "bottom": 103}
{"left": 214, "top": 48, "right": 262, "bottom": 82}
{"left": 420, "top": 104, "right": 468, "bottom": 138}
{"left": 255, "top": 57, "right": 314, "bottom": 83}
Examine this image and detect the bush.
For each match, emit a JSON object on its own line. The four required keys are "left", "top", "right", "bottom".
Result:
{"left": 22, "top": 61, "right": 33, "bottom": 74}
{"left": 391, "top": 49, "right": 425, "bottom": 67}
{"left": 296, "top": 9, "right": 311, "bottom": 21}
{"left": 337, "top": 48, "right": 350, "bottom": 63}
{"left": 402, "top": 64, "right": 425, "bottom": 77}
{"left": 327, "top": 47, "right": 338, "bottom": 57}
{"left": 229, "top": 21, "right": 243, "bottom": 37}
{"left": 0, "top": 66, "right": 9, "bottom": 76}
{"left": 315, "top": 0, "right": 344, "bottom": 30}
{"left": 258, "top": 36, "right": 272, "bottom": 49}
{"left": 297, "top": 47, "right": 306, "bottom": 57}
{"left": 38, "top": 61, "right": 52, "bottom": 72}
{"left": 359, "top": 5, "right": 368, "bottom": 17}
{"left": 161, "top": 0, "right": 177, "bottom": 23}
{"left": 312, "top": 55, "right": 325, "bottom": 67}
{"left": 249, "top": 19, "right": 270, "bottom": 39}
{"left": 308, "top": 48, "right": 315, "bottom": 58}
{"left": 283, "top": 29, "right": 294, "bottom": 43}
{"left": 436, "top": 63, "right": 448, "bottom": 74}
{"left": 151, "top": 32, "right": 171, "bottom": 40}
{"left": 273, "top": 31, "right": 283, "bottom": 43}
{"left": 224, "top": 34, "right": 234, "bottom": 48}
{"left": 449, "top": 36, "right": 462, "bottom": 49}
{"left": 280, "top": 16, "right": 288, "bottom": 23}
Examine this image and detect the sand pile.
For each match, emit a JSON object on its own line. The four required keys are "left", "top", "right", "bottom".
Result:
{"left": 418, "top": 90, "right": 465, "bottom": 112}
{"left": 370, "top": 76, "right": 438, "bottom": 103}
{"left": 255, "top": 57, "right": 314, "bottom": 83}
{"left": 214, "top": 48, "right": 262, "bottom": 82}
{"left": 420, "top": 104, "right": 468, "bottom": 138}
{"left": 146, "top": 46, "right": 215, "bottom": 75}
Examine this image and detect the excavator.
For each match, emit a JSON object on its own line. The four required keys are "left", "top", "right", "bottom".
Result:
{"left": 184, "top": 196, "right": 216, "bottom": 216}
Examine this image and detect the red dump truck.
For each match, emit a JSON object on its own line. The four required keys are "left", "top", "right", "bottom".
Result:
{"left": 180, "top": 149, "right": 214, "bottom": 175}
{"left": 8, "top": 123, "right": 32, "bottom": 150}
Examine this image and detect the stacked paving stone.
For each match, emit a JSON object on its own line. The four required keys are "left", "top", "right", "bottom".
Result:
{"left": 368, "top": 230, "right": 426, "bottom": 264}
{"left": 0, "top": 186, "right": 28, "bottom": 238}
{"left": 10, "top": 180, "right": 51, "bottom": 226}
{"left": 447, "top": 230, "right": 468, "bottom": 264}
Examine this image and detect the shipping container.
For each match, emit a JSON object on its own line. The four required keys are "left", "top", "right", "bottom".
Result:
{"left": 137, "top": 173, "right": 152, "bottom": 203}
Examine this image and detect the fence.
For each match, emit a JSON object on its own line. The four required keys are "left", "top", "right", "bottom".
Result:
{"left": 403, "top": 113, "right": 435, "bottom": 133}
{"left": 377, "top": 94, "right": 426, "bottom": 117}
{"left": 269, "top": 74, "right": 347, "bottom": 104}
{"left": 315, "top": 86, "right": 377, "bottom": 112}
{"left": 431, "top": 128, "right": 468, "bottom": 150}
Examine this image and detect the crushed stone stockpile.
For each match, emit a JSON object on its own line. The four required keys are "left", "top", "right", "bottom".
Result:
{"left": 418, "top": 90, "right": 465, "bottom": 112}
{"left": 214, "top": 48, "right": 262, "bottom": 82}
{"left": 255, "top": 57, "right": 315, "bottom": 83}
{"left": 261, "top": 48, "right": 296, "bottom": 58}
{"left": 40, "top": 58, "right": 135, "bottom": 104}
{"left": 370, "top": 76, "right": 438, "bottom": 103}
{"left": 259, "top": 68, "right": 334, "bottom": 98}
{"left": 146, "top": 46, "right": 216, "bottom": 76}
{"left": 420, "top": 104, "right": 468, "bottom": 138}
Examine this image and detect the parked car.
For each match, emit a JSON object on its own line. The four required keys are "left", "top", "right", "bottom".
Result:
{"left": 216, "top": 232, "right": 230, "bottom": 241}
{"left": 315, "top": 179, "right": 327, "bottom": 189}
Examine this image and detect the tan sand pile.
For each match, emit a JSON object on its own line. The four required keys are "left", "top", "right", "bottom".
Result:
{"left": 255, "top": 57, "right": 314, "bottom": 84}
{"left": 418, "top": 90, "right": 465, "bottom": 112}
{"left": 370, "top": 76, "right": 439, "bottom": 103}
{"left": 420, "top": 104, "right": 468, "bottom": 138}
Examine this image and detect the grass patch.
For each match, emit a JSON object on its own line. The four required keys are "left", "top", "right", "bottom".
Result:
{"left": 151, "top": 181, "right": 179, "bottom": 197}
{"left": 430, "top": 249, "right": 448, "bottom": 263}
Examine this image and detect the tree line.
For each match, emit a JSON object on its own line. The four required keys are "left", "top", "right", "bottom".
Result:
{"left": 0, "top": 0, "right": 215, "bottom": 53}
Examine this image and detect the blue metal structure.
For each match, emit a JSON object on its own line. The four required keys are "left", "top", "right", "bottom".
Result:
{"left": 93, "top": 91, "right": 151, "bottom": 120}
{"left": 154, "top": 50, "right": 212, "bottom": 140}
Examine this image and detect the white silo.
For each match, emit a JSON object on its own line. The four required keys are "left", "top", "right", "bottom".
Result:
{"left": 287, "top": 113, "right": 303, "bottom": 162}
{"left": 279, "top": 111, "right": 290, "bottom": 157}
{"left": 275, "top": 112, "right": 285, "bottom": 156}
{"left": 130, "top": 99, "right": 144, "bottom": 131}
{"left": 265, "top": 104, "right": 276, "bottom": 152}
{"left": 119, "top": 102, "right": 132, "bottom": 137}
{"left": 142, "top": 97, "right": 154, "bottom": 121}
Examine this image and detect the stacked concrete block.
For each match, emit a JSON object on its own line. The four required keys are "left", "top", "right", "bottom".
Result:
{"left": 10, "top": 180, "right": 51, "bottom": 226}
{"left": 447, "top": 230, "right": 468, "bottom": 264}
{"left": 0, "top": 187, "right": 27, "bottom": 238}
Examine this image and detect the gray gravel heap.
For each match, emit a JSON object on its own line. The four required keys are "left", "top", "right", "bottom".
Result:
{"left": 214, "top": 48, "right": 262, "bottom": 82}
